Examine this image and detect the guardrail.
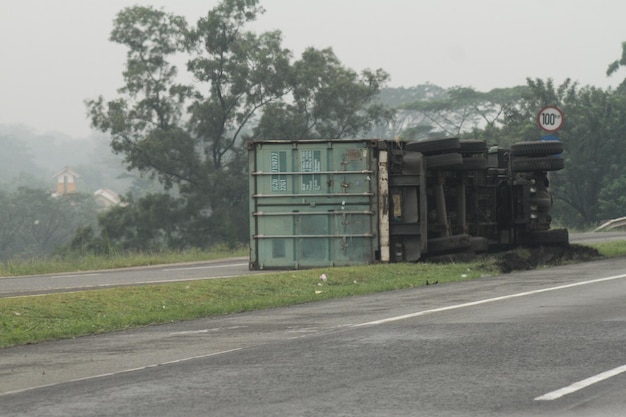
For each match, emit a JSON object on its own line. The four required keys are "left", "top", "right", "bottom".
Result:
{"left": 594, "top": 216, "right": 626, "bottom": 232}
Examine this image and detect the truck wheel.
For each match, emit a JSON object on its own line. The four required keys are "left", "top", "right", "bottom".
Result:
{"left": 511, "top": 141, "right": 563, "bottom": 157}
{"left": 449, "top": 157, "right": 488, "bottom": 171}
{"left": 425, "top": 153, "right": 464, "bottom": 169}
{"left": 406, "top": 137, "right": 460, "bottom": 154}
{"left": 511, "top": 156, "right": 564, "bottom": 172}
{"left": 522, "top": 229, "right": 569, "bottom": 245}
{"left": 459, "top": 139, "right": 488, "bottom": 154}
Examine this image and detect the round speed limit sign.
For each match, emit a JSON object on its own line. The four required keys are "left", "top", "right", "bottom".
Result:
{"left": 537, "top": 106, "right": 564, "bottom": 132}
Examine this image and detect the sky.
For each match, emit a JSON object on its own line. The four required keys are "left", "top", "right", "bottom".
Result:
{"left": 1, "top": 0, "right": 626, "bottom": 138}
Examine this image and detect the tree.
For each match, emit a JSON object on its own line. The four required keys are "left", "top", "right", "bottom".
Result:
{"left": 185, "top": 0, "right": 292, "bottom": 167}
{"left": 0, "top": 190, "right": 24, "bottom": 260}
{"left": 0, "top": 134, "right": 44, "bottom": 191}
{"left": 551, "top": 85, "right": 626, "bottom": 226}
{"left": 469, "top": 77, "right": 626, "bottom": 228}
{"left": 370, "top": 84, "right": 449, "bottom": 140}
{"left": 86, "top": 6, "right": 195, "bottom": 190}
{"left": 253, "top": 47, "right": 393, "bottom": 140}
{"left": 398, "top": 85, "right": 528, "bottom": 141}
{"left": 0, "top": 188, "right": 99, "bottom": 260}
{"left": 84, "top": 0, "right": 394, "bottom": 251}
{"left": 85, "top": 1, "right": 290, "bottom": 249}
{"left": 606, "top": 40, "right": 626, "bottom": 90}
{"left": 96, "top": 193, "right": 185, "bottom": 251}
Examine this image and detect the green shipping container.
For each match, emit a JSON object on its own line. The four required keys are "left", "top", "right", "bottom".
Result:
{"left": 248, "top": 140, "right": 379, "bottom": 269}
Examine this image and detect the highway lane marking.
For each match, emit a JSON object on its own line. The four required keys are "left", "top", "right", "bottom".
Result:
{"left": 0, "top": 273, "right": 104, "bottom": 281}
{"left": 352, "top": 273, "right": 626, "bottom": 327}
{"left": 535, "top": 364, "right": 626, "bottom": 401}
{"left": 163, "top": 262, "right": 249, "bottom": 271}
{"left": 49, "top": 273, "right": 102, "bottom": 279}
{"left": 0, "top": 348, "right": 243, "bottom": 397}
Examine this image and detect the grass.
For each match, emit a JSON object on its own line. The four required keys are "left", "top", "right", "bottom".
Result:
{"left": 1, "top": 239, "right": 625, "bottom": 349}
{"left": 586, "top": 239, "right": 626, "bottom": 257}
{"left": 0, "top": 261, "right": 495, "bottom": 348}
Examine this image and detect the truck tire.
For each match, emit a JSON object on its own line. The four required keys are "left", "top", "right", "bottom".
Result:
{"left": 425, "top": 152, "right": 464, "bottom": 169}
{"left": 511, "top": 141, "right": 563, "bottom": 157}
{"left": 511, "top": 156, "right": 564, "bottom": 172}
{"left": 449, "top": 157, "right": 488, "bottom": 171}
{"left": 406, "top": 137, "right": 460, "bottom": 155}
{"left": 459, "top": 139, "right": 488, "bottom": 154}
{"left": 427, "top": 234, "right": 472, "bottom": 253}
{"left": 522, "top": 228, "right": 569, "bottom": 245}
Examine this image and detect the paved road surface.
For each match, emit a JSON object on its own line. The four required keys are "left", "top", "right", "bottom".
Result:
{"left": 0, "top": 257, "right": 258, "bottom": 298}
{"left": 2, "top": 256, "right": 626, "bottom": 416}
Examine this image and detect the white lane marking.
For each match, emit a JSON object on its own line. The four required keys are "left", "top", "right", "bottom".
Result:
{"left": 535, "top": 364, "right": 626, "bottom": 401}
{"left": 163, "top": 262, "right": 249, "bottom": 271}
{"left": 353, "top": 273, "right": 626, "bottom": 327}
{"left": 170, "top": 326, "right": 247, "bottom": 335}
{"left": 0, "top": 348, "right": 242, "bottom": 397}
{"left": 50, "top": 273, "right": 102, "bottom": 279}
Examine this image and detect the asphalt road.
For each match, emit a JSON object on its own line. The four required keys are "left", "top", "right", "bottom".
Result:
{"left": 2, "top": 255, "right": 626, "bottom": 416}
{"left": 0, "top": 257, "right": 259, "bottom": 298}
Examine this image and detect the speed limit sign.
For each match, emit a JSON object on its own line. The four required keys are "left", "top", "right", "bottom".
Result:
{"left": 537, "top": 106, "right": 564, "bottom": 132}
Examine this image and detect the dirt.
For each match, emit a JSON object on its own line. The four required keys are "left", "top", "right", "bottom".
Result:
{"left": 492, "top": 244, "right": 602, "bottom": 274}
{"left": 423, "top": 243, "right": 603, "bottom": 274}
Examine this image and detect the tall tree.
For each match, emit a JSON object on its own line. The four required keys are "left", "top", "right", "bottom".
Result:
{"left": 186, "top": 0, "right": 292, "bottom": 166}
{"left": 86, "top": 1, "right": 291, "bottom": 248}
{"left": 86, "top": 6, "right": 194, "bottom": 190}
{"left": 253, "top": 47, "right": 393, "bottom": 140}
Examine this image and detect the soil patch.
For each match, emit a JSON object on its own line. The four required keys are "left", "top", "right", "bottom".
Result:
{"left": 424, "top": 244, "right": 602, "bottom": 274}
{"left": 493, "top": 244, "right": 602, "bottom": 274}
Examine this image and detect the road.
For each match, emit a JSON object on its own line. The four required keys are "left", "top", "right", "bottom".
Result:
{"left": 0, "top": 232, "right": 624, "bottom": 298}
{"left": 0, "top": 257, "right": 259, "bottom": 298}
{"left": 2, "top": 254, "right": 626, "bottom": 416}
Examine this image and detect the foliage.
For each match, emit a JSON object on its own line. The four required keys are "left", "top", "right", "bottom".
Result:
{"left": 253, "top": 47, "right": 394, "bottom": 140}
{"left": 606, "top": 40, "right": 626, "bottom": 91}
{"left": 0, "top": 188, "right": 99, "bottom": 260}
{"left": 503, "top": 78, "right": 626, "bottom": 228}
{"left": 398, "top": 85, "right": 528, "bottom": 141}
{"left": 386, "top": 71, "right": 626, "bottom": 229}
{"left": 84, "top": 0, "right": 391, "bottom": 252}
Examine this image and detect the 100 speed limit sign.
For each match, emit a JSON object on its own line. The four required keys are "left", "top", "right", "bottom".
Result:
{"left": 537, "top": 106, "right": 564, "bottom": 132}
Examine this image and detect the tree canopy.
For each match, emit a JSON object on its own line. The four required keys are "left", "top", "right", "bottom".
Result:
{"left": 84, "top": 0, "right": 392, "bottom": 251}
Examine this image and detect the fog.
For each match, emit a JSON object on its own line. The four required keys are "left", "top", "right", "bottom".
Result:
{"left": 1, "top": 0, "right": 624, "bottom": 139}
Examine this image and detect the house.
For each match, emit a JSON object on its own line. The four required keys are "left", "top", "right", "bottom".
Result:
{"left": 51, "top": 166, "right": 79, "bottom": 195}
{"left": 94, "top": 188, "right": 123, "bottom": 209}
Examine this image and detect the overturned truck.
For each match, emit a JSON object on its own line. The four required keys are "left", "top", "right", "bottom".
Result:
{"left": 248, "top": 138, "right": 567, "bottom": 270}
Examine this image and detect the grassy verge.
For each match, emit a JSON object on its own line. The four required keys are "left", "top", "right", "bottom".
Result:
{"left": 1, "top": 240, "right": 625, "bottom": 349}
{"left": 0, "top": 261, "right": 495, "bottom": 348}
{"left": 586, "top": 239, "right": 626, "bottom": 257}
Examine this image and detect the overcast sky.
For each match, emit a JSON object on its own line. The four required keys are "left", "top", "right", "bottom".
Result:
{"left": 1, "top": 0, "right": 625, "bottom": 138}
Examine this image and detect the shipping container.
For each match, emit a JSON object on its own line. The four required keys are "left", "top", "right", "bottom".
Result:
{"left": 248, "top": 140, "right": 380, "bottom": 269}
